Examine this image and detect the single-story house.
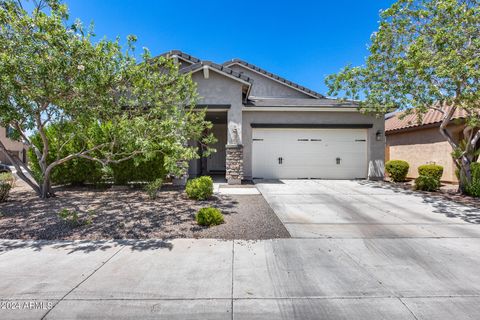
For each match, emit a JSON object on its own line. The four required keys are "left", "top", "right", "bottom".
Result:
{"left": 385, "top": 107, "right": 469, "bottom": 183}
{"left": 0, "top": 126, "right": 27, "bottom": 165}
{"left": 161, "top": 50, "right": 385, "bottom": 184}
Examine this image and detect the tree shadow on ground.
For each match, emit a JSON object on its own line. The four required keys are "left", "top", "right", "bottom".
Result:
{"left": 357, "top": 180, "right": 480, "bottom": 224}
{"left": 0, "top": 238, "right": 181, "bottom": 255}
{"left": 0, "top": 185, "right": 238, "bottom": 240}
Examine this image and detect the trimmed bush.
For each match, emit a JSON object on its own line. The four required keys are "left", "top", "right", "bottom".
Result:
{"left": 418, "top": 164, "right": 444, "bottom": 181}
{"left": 414, "top": 175, "right": 440, "bottom": 191}
{"left": 465, "top": 162, "right": 480, "bottom": 197}
{"left": 110, "top": 154, "right": 166, "bottom": 185}
{"left": 186, "top": 176, "right": 213, "bottom": 200}
{"left": 385, "top": 160, "right": 410, "bottom": 182}
{"left": 0, "top": 173, "right": 14, "bottom": 202}
{"left": 196, "top": 207, "right": 224, "bottom": 226}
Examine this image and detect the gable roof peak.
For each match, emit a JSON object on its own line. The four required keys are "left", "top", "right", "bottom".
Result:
{"left": 157, "top": 50, "right": 202, "bottom": 64}
{"left": 180, "top": 61, "right": 253, "bottom": 85}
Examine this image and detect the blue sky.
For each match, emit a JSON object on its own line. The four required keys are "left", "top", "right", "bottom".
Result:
{"left": 66, "top": 0, "right": 396, "bottom": 95}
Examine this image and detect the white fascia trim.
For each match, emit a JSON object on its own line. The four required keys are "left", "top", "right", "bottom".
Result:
{"left": 203, "top": 65, "right": 209, "bottom": 79}
{"left": 171, "top": 55, "right": 195, "bottom": 65}
{"left": 195, "top": 108, "right": 230, "bottom": 112}
{"left": 225, "top": 62, "right": 320, "bottom": 99}
{"left": 190, "top": 66, "right": 252, "bottom": 87}
{"left": 242, "top": 107, "right": 359, "bottom": 112}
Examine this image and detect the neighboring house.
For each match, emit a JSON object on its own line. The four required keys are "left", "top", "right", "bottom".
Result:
{"left": 0, "top": 126, "right": 27, "bottom": 165}
{"left": 162, "top": 50, "right": 385, "bottom": 184}
{"left": 385, "top": 107, "right": 469, "bottom": 183}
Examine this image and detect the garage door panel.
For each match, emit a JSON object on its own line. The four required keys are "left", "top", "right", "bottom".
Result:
{"left": 252, "top": 129, "right": 368, "bottom": 180}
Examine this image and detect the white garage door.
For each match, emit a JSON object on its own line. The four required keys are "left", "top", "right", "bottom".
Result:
{"left": 252, "top": 128, "right": 368, "bottom": 179}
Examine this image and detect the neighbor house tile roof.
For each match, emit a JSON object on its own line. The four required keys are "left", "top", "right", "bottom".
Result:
{"left": 223, "top": 59, "right": 326, "bottom": 99}
{"left": 385, "top": 106, "right": 467, "bottom": 133}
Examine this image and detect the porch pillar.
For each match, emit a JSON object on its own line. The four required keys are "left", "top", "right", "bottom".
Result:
{"left": 226, "top": 144, "right": 243, "bottom": 185}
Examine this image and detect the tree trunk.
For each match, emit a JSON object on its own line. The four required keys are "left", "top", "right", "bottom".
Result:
{"left": 458, "top": 159, "right": 472, "bottom": 194}
{"left": 40, "top": 169, "right": 54, "bottom": 199}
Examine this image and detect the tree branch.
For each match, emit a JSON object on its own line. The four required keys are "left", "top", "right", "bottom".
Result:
{"left": 439, "top": 103, "right": 458, "bottom": 150}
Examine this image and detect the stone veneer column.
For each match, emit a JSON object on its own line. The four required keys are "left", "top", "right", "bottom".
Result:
{"left": 225, "top": 144, "right": 244, "bottom": 185}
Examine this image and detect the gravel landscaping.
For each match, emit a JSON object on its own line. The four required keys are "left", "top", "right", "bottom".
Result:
{"left": 0, "top": 182, "right": 290, "bottom": 240}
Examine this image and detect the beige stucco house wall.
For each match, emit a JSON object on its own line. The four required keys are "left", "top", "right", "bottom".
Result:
{"left": 0, "top": 126, "right": 27, "bottom": 165}
{"left": 386, "top": 124, "right": 463, "bottom": 183}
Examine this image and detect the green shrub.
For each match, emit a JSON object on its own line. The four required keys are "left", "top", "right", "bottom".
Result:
{"left": 465, "top": 162, "right": 480, "bottom": 197}
{"left": 196, "top": 207, "right": 224, "bottom": 226}
{"left": 418, "top": 164, "right": 444, "bottom": 181}
{"left": 110, "top": 154, "right": 166, "bottom": 185}
{"left": 186, "top": 176, "right": 213, "bottom": 200}
{"left": 414, "top": 175, "right": 440, "bottom": 191}
{"left": 0, "top": 173, "right": 14, "bottom": 202}
{"left": 144, "top": 178, "right": 163, "bottom": 199}
{"left": 385, "top": 160, "right": 410, "bottom": 182}
{"left": 28, "top": 124, "right": 104, "bottom": 185}
{"left": 28, "top": 123, "right": 166, "bottom": 186}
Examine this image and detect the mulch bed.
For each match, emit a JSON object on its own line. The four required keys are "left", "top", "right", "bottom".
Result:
{"left": 0, "top": 183, "right": 290, "bottom": 240}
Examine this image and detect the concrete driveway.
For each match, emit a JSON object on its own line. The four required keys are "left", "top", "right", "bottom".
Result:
{"left": 255, "top": 179, "right": 480, "bottom": 239}
{"left": 1, "top": 180, "right": 480, "bottom": 319}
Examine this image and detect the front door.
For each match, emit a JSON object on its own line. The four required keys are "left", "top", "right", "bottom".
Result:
{"left": 207, "top": 124, "right": 227, "bottom": 172}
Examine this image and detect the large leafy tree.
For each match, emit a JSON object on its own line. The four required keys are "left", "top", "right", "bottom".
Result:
{"left": 0, "top": 0, "right": 213, "bottom": 198}
{"left": 326, "top": 0, "right": 480, "bottom": 192}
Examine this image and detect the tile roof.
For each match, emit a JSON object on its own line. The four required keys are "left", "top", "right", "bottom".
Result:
{"left": 156, "top": 50, "right": 329, "bottom": 100}
{"left": 385, "top": 106, "right": 467, "bottom": 133}
{"left": 246, "top": 97, "right": 358, "bottom": 108}
{"left": 179, "top": 61, "right": 253, "bottom": 84}
{"left": 158, "top": 50, "right": 202, "bottom": 64}
{"left": 223, "top": 59, "right": 326, "bottom": 99}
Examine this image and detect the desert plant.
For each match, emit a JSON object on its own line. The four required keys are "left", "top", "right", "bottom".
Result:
{"left": 385, "top": 160, "right": 409, "bottom": 182}
{"left": 418, "top": 164, "right": 444, "bottom": 181}
{"left": 414, "top": 175, "right": 440, "bottom": 192}
{"left": 58, "top": 208, "right": 95, "bottom": 226}
{"left": 0, "top": 172, "right": 14, "bottom": 202}
{"left": 144, "top": 178, "right": 163, "bottom": 200}
{"left": 196, "top": 207, "right": 224, "bottom": 226}
{"left": 58, "top": 208, "right": 80, "bottom": 226}
{"left": 186, "top": 176, "right": 214, "bottom": 200}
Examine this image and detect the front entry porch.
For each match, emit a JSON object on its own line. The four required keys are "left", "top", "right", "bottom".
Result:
{"left": 188, "top": 110, "right": 244, "bottom": 185}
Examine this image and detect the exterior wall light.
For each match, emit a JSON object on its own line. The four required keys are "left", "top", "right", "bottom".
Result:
{"left": 376, "top": 130, "right": 383, "bottom": 141}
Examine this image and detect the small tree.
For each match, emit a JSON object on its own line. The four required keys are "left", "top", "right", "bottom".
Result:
{"left": 326, "top": 0, "right": 480, "bottom": 192}
{"left": 0, "top": 0, "right": 213, "bottom": 198}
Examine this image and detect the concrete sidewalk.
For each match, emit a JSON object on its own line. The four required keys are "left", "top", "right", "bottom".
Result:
{"left": 1, "top": 237, "right": 480, "bottom": 319}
